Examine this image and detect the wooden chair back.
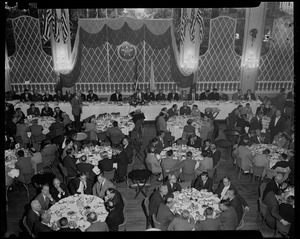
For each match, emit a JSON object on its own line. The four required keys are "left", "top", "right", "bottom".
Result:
{"left": 152, "top": 214, "right": 161, "bottom": 229}
{"left": 103, "top": 169, "right": 116, "bottom": 181}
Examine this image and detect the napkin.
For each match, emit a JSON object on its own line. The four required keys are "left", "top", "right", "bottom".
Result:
{"left": 92, "top": 166, "right": 100, "bottom": 175}
{"left": 113, "top": 163, "right": 118, "bottom": 169}
{"left": 8, "top": 169, "right": 20, "bottom": 178}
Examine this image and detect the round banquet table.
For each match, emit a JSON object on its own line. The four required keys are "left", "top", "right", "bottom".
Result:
{"left": 49, "top": 194, "right": 108, "bottom": 232}
{"left": 171, "top": 188, "right": 221, "bottom": 221}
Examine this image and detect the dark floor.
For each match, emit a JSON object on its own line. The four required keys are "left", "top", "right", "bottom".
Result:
{"left": 5, "top": 121, "right": 280, "bottom": 237}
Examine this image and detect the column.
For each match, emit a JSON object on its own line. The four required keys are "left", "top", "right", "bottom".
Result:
{"left": 240, "top": 2, "right": 267, "bottom": 93}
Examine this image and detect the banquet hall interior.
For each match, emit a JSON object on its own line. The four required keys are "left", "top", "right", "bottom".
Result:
{"left": 3, "top": 2, "right": 296, "bottom": 237}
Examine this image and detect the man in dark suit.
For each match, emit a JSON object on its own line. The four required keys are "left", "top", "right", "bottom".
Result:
{"left": 262, "top": 173, "right": 283, "bottom": 200}
{"left": 208, "top": 88, "right": 220, "bottom": 101}
{"left": 112, "top": 146, "right": 129, "bottom": 183}
{"left": 98, "top": 153, "right": 114, "bottom": 173}
{"left": 41, "top": 140, "right": 57, "bottom": 166}
{"left": 76, "top": 155, "right": 96, "bottom": 180}
{"left": 86, "top": 89, "right": 99, "bottom": 102}
{"left": 70, "top": 91, "right": 83, "bottom": 132}
{"left": 32, "top": 212, "right": 54, "bottom": 236}
{"left": 163, "top": 174, "right": 182, "bottom": 199}
{"left": 156, "top": 198, "right": 176, "bottom": 231}
{"left": 143, "top": 88, "right": 155, "bottom": 101}
{"left": 122, "top": 137, "right": 134, "bottom": 164}
{"left": 47, "top": 118, "right": 64, "bottom": 140}
{"left": 53, "top": 90, "right": 64, "bottom": 102}
{"left": 40, "top": 102, "right": 54, "bottom": 117}
{"left": 15, "top": 150, "right": 33, "bottom": 183}
{"left": 6, "top": 117, "right": 18, "bottom": 138}
{"left": 69, "top": 173, "right": 93, "bottom": 195}
{"left": 188, "top": 88, "right": 199, "bottom": 101}
{"left": 92, "top": 173, "right": 116, "bottom": 199}
{"left": 27, "top": 103, "right": 40, "bottom": 117}
{"left": 219, "top": 91, "right": 229, "bottom": 101}
{"left": 58, "top": 217, "right": 82, "bottom": 232}
{"left": 63, "top": 91, "right": 74, "bottom": 102}
{"left": 268, "top": 109, "right": 286, "bottom": 142}
{"left": 31, "top": 90, "right": 42, "bottom": 102}
{"left": 110, "top": 89, "right": 123, "bottom": 102}
{"left": 156, "top": 89, "right": 166, "bottom": 101}
{"left": 167, "top": 90, "right": 180, "bottom": 101}
{"left": 63, "top": 148, "right": 79, "bottom": 178}
{"left": 244, "top": 89, "right": 256, "bottom": 100}
{"left": 214, "top": 176, "right": 238, "bottom": 199}
{"left": 131, "top": 88, "right": 144, "bottom": 102}
{"left": 50, "top": 178, "right": 69, "bottom": 202}
{"left": 106, "top": 121, "right": 124, "bottom": 146}
{"left": 195, "top": 207, "right": 221, "bottom": 230}
{"left": 167, "top": 104, "right": 179, "bottom": 117}
{"left": 210, "top": 143, "right": 221, "bottom": 168}
{"left": 193, "top": 172, "right": 213, "bottom": 192}
{"left": 104, "top": 188, "right": 124, "bottom": 231}
{"left": 80, "top": 92, "right": 86, "bottom": 101}
{"left": 218, "top": 198, "right": 238, "bottom": 230}
{"left": 26, "top": 200, "right": 43, "bottom": 232}
{"left": 42, "top": 91, "right": 54, "bottom": 102}
{"left": 85, "top": 212, "right": 109, "bottom": 231}
{"left": 225, "top": 189, "right": 249, "bottom": 223}
{"left": 149, "top": 185, "right": 169, "bottom": 218}
{"left": 187, "top": 134, "right": 202, "bottom": 148}
{"left": 179, "top": 101, "right": 191, "bottom": 115}
{"left": 34, "top": 184, "right": 56, "bottom": 210}
{"left": 20, "top": 89, "right": 33, "bottom": 102}
{"left": 199, "top": 89, "right": 210, "bottom": 100}
{"left": 249, "top": 112, "right": 263, "bottom": 132}
{"left": 279, "top": 195, "right": 294, "bottom": 237}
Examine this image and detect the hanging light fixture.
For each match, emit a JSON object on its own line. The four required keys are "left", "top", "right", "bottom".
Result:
{"left": 279, "top": 2, "right": 293, "bottom": 15}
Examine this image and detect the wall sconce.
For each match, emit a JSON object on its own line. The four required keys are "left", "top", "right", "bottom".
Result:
{"left": 250, "top": 28, "right": 258, "bottom": 46}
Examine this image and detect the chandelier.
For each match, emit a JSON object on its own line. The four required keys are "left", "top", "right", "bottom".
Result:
{"left": 279, "top": 2, "right": 293, "bottom": 15}
{"left": 56, "top": 55, "right": 71, "bottom": 73}
{"left": 182, "top": 55, "right": 197, "bottom": 74}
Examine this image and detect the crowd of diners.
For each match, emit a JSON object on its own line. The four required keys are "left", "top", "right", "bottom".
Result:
{"left": 4, "top": 86, "right": 294, "bottom": 234}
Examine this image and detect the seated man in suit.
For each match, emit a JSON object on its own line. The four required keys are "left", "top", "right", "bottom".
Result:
{"left": 143, "top": 88, "right": 155, "bottom": 101}
{"left": 42, "top": 91, "right": 54, "bottom": 102}
{"left": 106, "top": 121, "right": 124, "bottom": 146}
{"left": 214, "top": 176, "right": 238, "bottom": 200}
{"left": 187, "top": 133, "right": 202, "bottom": 149}
{"left": 219, "top": 91, "right": 229, "bottom": 101}
{"left": 41, "top": 139, "right": 57, "bottom": 166}
{"left": 188, "top": 88, "right": 199, "bottom": 101}
{"left": 279, "top": 195, "right": 294, "bottom": 237}
{"left": 58, "top": 217, "right": 81, "bottom": 232}
{"left": 110, "top": 89, "right": 122, "bottom": 102}
{"left": 233, "top": 140, "right": 253, "bottom": 174}
{"left": 195, "top": 207, "right": 221, "bottom": 230}
{"left": 268, "top": 109, "right": 286, "bottom": 143}
{"left": 20, "top": 89, "right": 33, "bottom": 102}
{"left": 262, "top": 172, "right": 284, "bottom": 200}
{"left": 167, "top": 104, "right": 179, "bottom": 118}
{"left": 98, "top": 151, "right": 114, "bottom": 172}
{"left": 63, "top": 91, "right": 73, "bottom": 102}
{"left": 63, "top": 148, "right": 79, "bottom": 178}
{"left": 85, "top": 212, "right": 109, "bottom": 231}
{"left": 231, "top": 89, "right": 244, "bottom": 101}
{"left": 156, "top": 197, "right": 176, "bottom": 231}
{"left": 209, "top": 143, "right": 221, "bottom": 168}
{"left": 199, "top": 89, "right": 210, "bottom": 101}
{"left": 47, "top": 117, "right": 65, "bottom": 141}
{"left": 80, "top": 91, "right": 86, "bottom": 101}
{"left": 249, "top": 112, "right": 263, "bottom": 133}
{"left": 208, "top": 88, "right": 219, "bottom": 101}
{"left": 193, "top": 172, "right": 213, "bottom": 192}
{"left": 27, "top": 103, "right": 40, "bottom": 117}
{"left": 69, "top": 172, "right": 93, "bottom": 195}
{"left": 76, "top": 155, "right": 96, "bottom": 181}
{"left": 26, "top": 200, "right": 43, "bottom": 232}
{"left": 92, "top": 173, "right": 116, "bottom": 199}
{"left": 32, "top": 212, "right": 54, "bottom": 236}
{"left": 252, "top": 148, "right": 270, "bottom": 179}
{"left": 179, "top": 101, "right": 191, "bottom": 116}
{"left": 217, "top": 198, "right": 238, "bottom": 230}
{"left": 161, "top": 150, "right": 181, "bottom": 179}
{"left": 50, "top": 178, "right": 68, "bottom": 202}
{"left": 163, "top": 173, "right": 182, "bottom": 199}
{"left": 34, "top": 184, "right": 56, "bottom": 210}
{"left": 131, "top": 88, "right": 144, "bottom": 102}
{"left": 167, "top": 210, "right": 195, "bottom": 231}
{"left": 149, "top": 185, "right": 169, "bottom": 219}
{"left": 156, "top": 89, "right": 166, "bottom": 101}
{"left": 182, "top": 119, "right": 195, "bottom": 140}
{"left": 122, "top": 137, "right": 134, "bottom": 164}
{"left": 167, "top": 89, "right": 179, "bottom": 101}
{"left": 15, "top": 150, "right": 33, "bottom": 183}
{"left": 86, "top": 89, "right": 99, "bottom": 102}
{"left": 178, "top": 151, "right": 197, "bottom": 182}
{"left": 224, "top": 189, "right": 249, "bottom": 223}
{"left": 53, "top": 90, "right": 64, "bottom": 102}
{"left": 244, "top": 89, "right": 256, "bottom": 101}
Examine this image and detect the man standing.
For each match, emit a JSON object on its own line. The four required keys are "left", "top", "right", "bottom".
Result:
{"left": 268, "top": 109, "right": 286, "bottom": 143}
{"left": 210, "top": 143, "right": 221, "bottom": 168}
{"left": 70, "top": 91, "right": 83, "bottom": 132}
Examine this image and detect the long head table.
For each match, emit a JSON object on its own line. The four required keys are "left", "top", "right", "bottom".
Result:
{"left": 9, "top": 100, "right": 261, "bottom": 121}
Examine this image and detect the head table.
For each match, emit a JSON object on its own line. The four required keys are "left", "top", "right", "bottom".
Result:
{"left": 48, "top": 194, "right": 108, "bottom": 232}
{"left": 160, "top": 145, "right": 203, "bottom": 170}
{"left": 171, "top": 188, "right": 221, "bottom": 221}
{"left": 9, "top": 100, "right": 261, "bottom": 121}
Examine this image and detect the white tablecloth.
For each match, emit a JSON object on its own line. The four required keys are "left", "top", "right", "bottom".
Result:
{"left": 171, "top": 188, "right": 220, "bottom": 221}
{"left": 27, "top": 116, "right": 56, "bottom": 135}
{"left": 49, "top": 194, "right": 108, "bottom": 232}
{"left": 94, "top": 116, "right": 134, "bottom": 135}
{"left": 9, "top": 100, "right": 261, "bottom": 121}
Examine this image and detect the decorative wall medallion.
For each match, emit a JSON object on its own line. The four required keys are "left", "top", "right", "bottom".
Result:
{"left": 117, "top": 41, "right": 137, "bottom": 61}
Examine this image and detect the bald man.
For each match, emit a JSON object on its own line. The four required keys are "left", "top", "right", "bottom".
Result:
{"left": 33, "top": 212, "right": 54, "bottom": 235}
{"left": 50, "top": 178, "right": 69, "bottom": 202}
{"left": 85, "top": 212, "right": 109, "bottom": 231}
{"left": 26, "top": 200, "right": 43, "bottom": 232}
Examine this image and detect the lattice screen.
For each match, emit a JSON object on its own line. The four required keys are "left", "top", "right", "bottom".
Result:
{"left": 196, "top": 16, "right": 242, "bottom": 92}
{"left": 257, "top": 17, "right": 294, "bottom": 91}
{"left": 9, "top": 16, "right": 56, "bottom": 93}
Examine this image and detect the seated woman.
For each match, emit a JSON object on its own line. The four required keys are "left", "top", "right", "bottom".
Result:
{"left": 272, "top": 132, "right": 289, "bottom": 149}
{"left": 182, "top": 119, "right": 195, "bottom": 140}
{"left": 145, "top": 146, "right": 163, "bottom": 181}
{"left": 190, "top": 105, "right": 201, "bottom": 117}
{"left": 187, "top": 134, "right": 202, "bottom": 149}
{"left": 178, "top": 151, "right": 196, "bottom": 182}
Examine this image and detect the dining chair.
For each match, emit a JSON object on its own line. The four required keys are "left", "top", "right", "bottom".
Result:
{"left": 259, "top": 182, "right": 267, "bottom": 199}
{"left": 257, "top": 198, "right": 268, "bottom": 230}
{"left": 23, "top": 216, "right": 35, "bottom": 238}
{"left": 58, "top": 162, "right": 75, "bottom": 186}
{"left": 207, "top": 167, "right": 217, "bottom": 183}
{"left": 152, "top": 214, "right": 161, "bottom": 230}
{"left": 273, "top": 219, "right": 291, "bottom": 237}
{"left": 118, "top": 216, "right": 127, "bottom": 231}
{"left": 36, "top": 162, "right": 44, "bottom": 174}
{"left": 236, "top": 207, "right": 248, "bottom": 230}
{"left": 103, "top": 169, "right": 116, "bottom": 181}
{"left": 251, "top": 165, "right": 265, "bottom": 183}
{"left": 142, "top": 197, "right": 150, "bottom": 229}
{"left": 20, "top": 170, "right": 35, "bottom": 197}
